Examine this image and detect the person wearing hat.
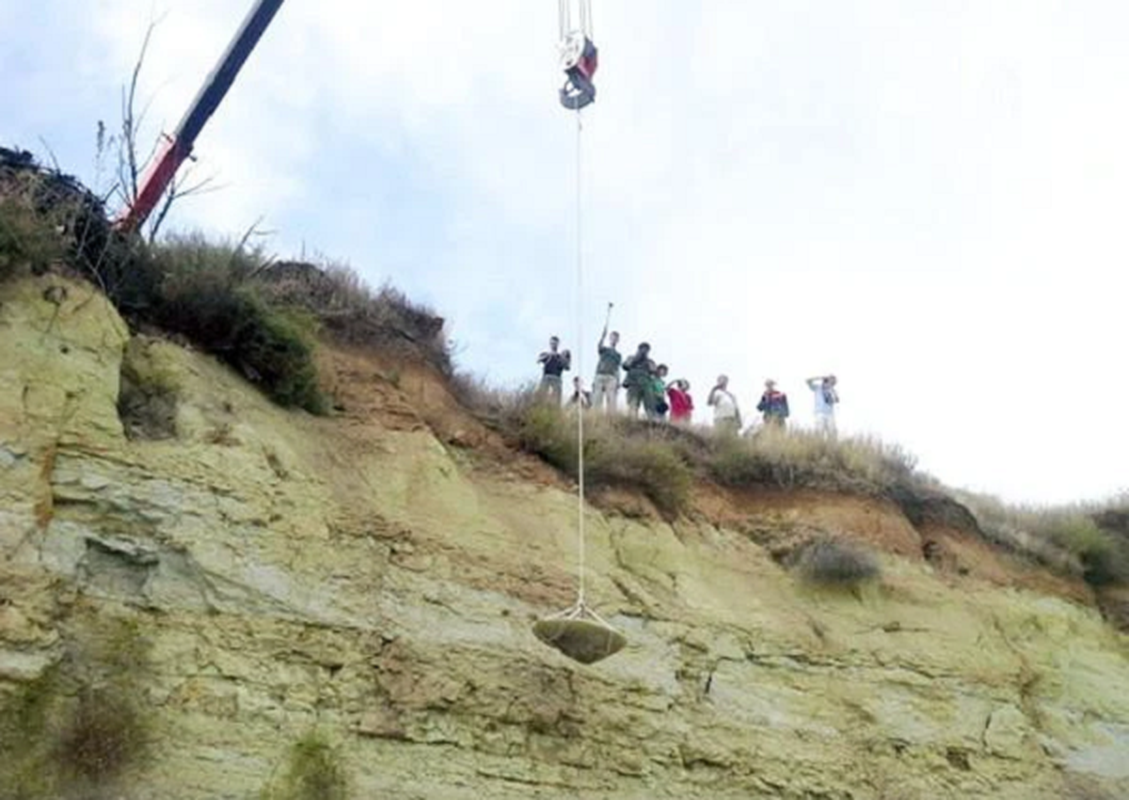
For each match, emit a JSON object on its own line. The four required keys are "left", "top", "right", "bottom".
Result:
{"left": 756, "top": 379, "right": 790, "bottom": 430}
{"left": 667, "top": 379, "right": 694, "bottom": 425}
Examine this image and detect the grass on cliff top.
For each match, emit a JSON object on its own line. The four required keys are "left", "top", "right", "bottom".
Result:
{"left": 131, "top": 238, "right": 452, "bottom": 412}
{"left": 505, "top": 396, "right": 693, "bottom": 515}
{"left": 493, "top": 392, "right": 926, "bottom": 517}
{"left": 255, "top": 257, "right": 452, "bottom": 375}
{"left": 132, "top": 233, "right": 329, "bottom": 415}
{"left": 702, "top": 429, "right": 920, "bottom": 497}
{"left": 480, "top": 389, "right": 1129, "bottom": 591}
{"left": 960, "top": 491, "right": 1129, "bottom": 588}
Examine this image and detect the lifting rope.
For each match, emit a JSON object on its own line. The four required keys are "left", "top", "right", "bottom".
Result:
{"left": 574, "top": 108, "right": 587, "bottom": 610}
{"left": 533, "top": 1, "right": 626, "bottom": 666}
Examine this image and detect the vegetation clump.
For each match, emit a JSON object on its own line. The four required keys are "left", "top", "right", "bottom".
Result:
{"left": 507, "top": 400, "right": 692, "bottom": 514}
{"left": 118, "top": 337, "right": 181, "bottom": 440}
{"left": 0, "top": 616, "right": 154, "bottom": 798}
{"left": 962, "top": 493, "right": 1129, "bottom": 589}
{"left": 256, "top": 260, "right": 451, "bottom": 375}
{"left": 495, "top": 392, "right": 928, "bottom": 517}
{"left": 260, "top": 731, "right": 349, "bottom": 800}
{"left": 0, "top": 196, "right": 65, "bottom": 280}
{"left": 793, "top": 537, "right": 882, "bottom": 589}
{"left": 704, "top": 430, "right": 919, "bottom": 498}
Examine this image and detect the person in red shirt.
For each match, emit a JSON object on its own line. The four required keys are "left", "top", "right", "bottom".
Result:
{"left": 667, "top": 379, "right": 694, "bottom": 425}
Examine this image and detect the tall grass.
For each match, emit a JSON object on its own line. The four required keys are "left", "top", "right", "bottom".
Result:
{"left": 497, "top": 394, "right": 931, "bottom": 517}
{"left": 507, "top": 400, "right": 692, "bottom": 515}
{"left": 256, "top": 259, "right": 451, "bottom": 375}
{"left": 960, "top": 491, "right": 1129, "bottom": 588}
{"left": 703, "top": 430, "right": 920, "bottom": 498}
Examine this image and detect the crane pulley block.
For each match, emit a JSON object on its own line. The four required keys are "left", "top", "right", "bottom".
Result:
{"left": 557, "top": 0, "right": 598, "bottom": 110}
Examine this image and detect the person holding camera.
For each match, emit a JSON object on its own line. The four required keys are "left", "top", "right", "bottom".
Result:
{"left": 806, "top": 374, "right": 839, "bottom": 435}
{"left": 757, "top": 379, "right": 790, "bottom": 430}
{"left": 537, "top": 336, "right": 571, "bottom": 405}
{"left": 708, "top": 375, "right": 741, "bottom": 435}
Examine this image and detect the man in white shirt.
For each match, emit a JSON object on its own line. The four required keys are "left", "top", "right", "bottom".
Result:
{"left": 707, "top": 374, "right": 742, "bottom": 435}
{"left": 806, "top": 374, "right": 839, "bottom": 436}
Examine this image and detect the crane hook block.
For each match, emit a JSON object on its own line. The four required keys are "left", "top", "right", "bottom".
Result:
{"left": 559, "top": 32, "right": 598, "bottom": 110}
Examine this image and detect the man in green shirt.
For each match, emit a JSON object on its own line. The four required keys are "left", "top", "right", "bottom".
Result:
{"left": 592, "top": 328, "right": 622, "bottom": 413}
{"left": 622, "top": 342, "right": 656, "bottom": 418}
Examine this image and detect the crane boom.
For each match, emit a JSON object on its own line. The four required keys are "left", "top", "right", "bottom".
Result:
{"left": 115, "top": 0, "right": 286, "bottom": 233}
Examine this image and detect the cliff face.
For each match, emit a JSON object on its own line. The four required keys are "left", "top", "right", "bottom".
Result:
{"left": 1, "top": 275, "right": 1128, "bottom": 800}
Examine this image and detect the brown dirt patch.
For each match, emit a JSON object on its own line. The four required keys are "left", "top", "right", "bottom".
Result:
{"left": 705, "top": 487, "right": 923, "bottom": 559}
{"left": 918, "top": 521, "right": 1092, "bottom": 605}
{"left": 317, "top": 344, "right": 559, "bottom": 487}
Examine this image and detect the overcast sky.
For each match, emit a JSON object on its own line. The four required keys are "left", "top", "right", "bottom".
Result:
{"left": 2, "top": 1, "right": 1126, "bottom": 505}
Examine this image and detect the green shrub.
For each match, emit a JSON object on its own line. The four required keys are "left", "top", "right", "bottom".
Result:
{"left": 794, "top": 537, "right": 881, "bottom": 588}
{"left": 261, "top": 731, "right": 348, "bottom": 800}
{"left": 511, "top": 401, "right": 579, "bottom": 472}
{"left": 961, "top": 493, "right": 1129, "bottom": 588}
{"left": 147, "top": 235, "right": 327, "bottom": 414}
{"left": 1047, "top": 517, "right": 1129, "bottom": 587}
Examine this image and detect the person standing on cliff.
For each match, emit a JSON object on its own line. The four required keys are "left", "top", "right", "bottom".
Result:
{"left": 667, "top": 379, "right": 694, "bottom": 425}
{"left": 708, "top": 375, "right": 741, "bottom": 434}
{"left": 622, "top": 342, "right": 657, "bottom": 418}
{"left": 757, "top": 379, "right": 790, "bottom": 430}
{"left": 592, "top": 328, "right": 622, "bottom": 414}
{"left": 537, "top": 336, "right": 571, "bottom": 405}
{"left": 567, "top": 376, "right": 592, "bottom": 410}
{"left": 806, "top": 374, "right": 839, "bottom": 436}
{"left": 650, "top": 364, "right": 670, "bottom": 421}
